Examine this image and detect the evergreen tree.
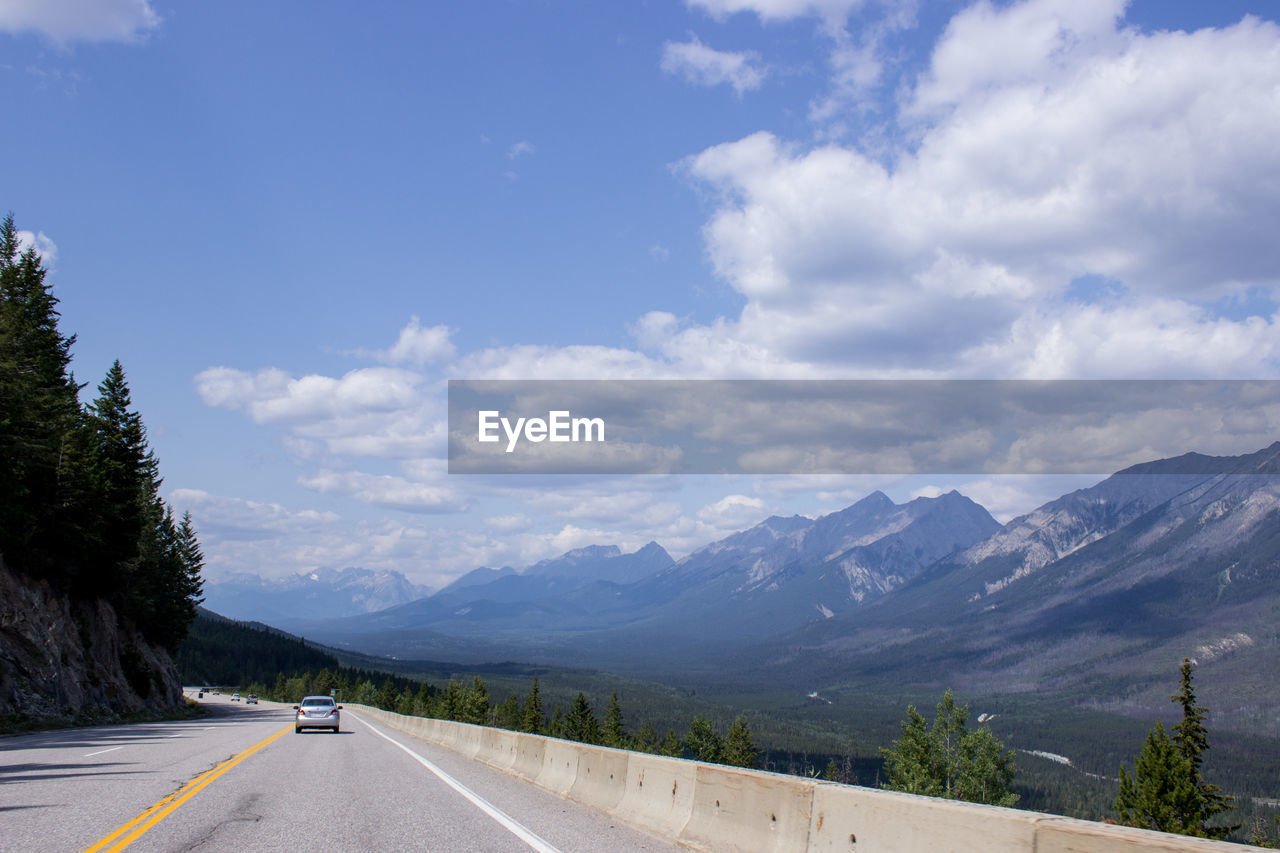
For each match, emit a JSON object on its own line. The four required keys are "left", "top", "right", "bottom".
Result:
{"left": 1171, "top": 658, "right": 1235, "bottom": 837}
{"left": 602, "top": 691, "right": 627, "bottom": 749}
{"left": 521, "top": 677, "right": 544, "bottom": 734}
{"left": 376, "top": 678, "right": 399, "bottom": 710}
{"left": 548, "top": 706, "right": 564, "bottom": 739}
{"left": 660, "top": 728, "right": 682, "bottom": 757}
{"left": 493, "top": 694, "right": 521, "bottom": 730}
{"left": 440, "top": 680, "right": 464, "bottom": 721}
{"left": 881, "top": 690, "right": 1018, "bottom": 807}
{"left": 686, "top": 715, "right": 723, "bottom": 763}
{"left": 632, "top": 721, "right": 659, "bottom": 754}
{"left": 0, "top": 213, "right": 83, "bottom": 576}
{"left": 461, "top": 676, "right": 490, "bottom": 725}
{"left": 722, "top": 716, "right": 759, "bottom": 768}
{"left": 85, "top": 360, "right": 160, "bottom": 608}
{"left": 1116, "top": 660, "right": 1236, "bottom": 838}
{"left": 1116, "top": 722, "right": 1200, "bottom": 834}
{"left": 563, "top": 692, "right": 599, "bottom": 743}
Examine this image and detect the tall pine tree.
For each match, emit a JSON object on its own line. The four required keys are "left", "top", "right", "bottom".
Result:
{"left": 0, "top": 214, "right": 82, "bottom": 577}
{"left": 1116, "top": 660, "right": 1236, "bottom": 838}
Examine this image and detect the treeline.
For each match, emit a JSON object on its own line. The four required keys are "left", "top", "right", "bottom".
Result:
{"left": 179, "top": 613, "right": 761, "bottom": 767}
{"left": 253, "top": 668, "right": 761, "bottom": 769}
{"left": 0, "top": 214, "right": 202, "bottom": 650}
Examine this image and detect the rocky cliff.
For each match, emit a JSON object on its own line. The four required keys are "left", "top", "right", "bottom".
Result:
{"left": 0, "top": 556, "right": 182, "bottom": 723}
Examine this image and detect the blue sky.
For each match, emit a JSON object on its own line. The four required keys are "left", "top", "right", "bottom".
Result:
{"left": 3, "top": 0, "right": 1279, "bottom": 586}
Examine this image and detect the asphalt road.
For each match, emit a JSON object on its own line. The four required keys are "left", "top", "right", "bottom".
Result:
{"left": 0, "top": 692, "right": 688, "bottom": 852}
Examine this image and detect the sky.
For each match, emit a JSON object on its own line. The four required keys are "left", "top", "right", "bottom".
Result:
{"left": 3, "top": 0, "right": 1279, "bottom": 588}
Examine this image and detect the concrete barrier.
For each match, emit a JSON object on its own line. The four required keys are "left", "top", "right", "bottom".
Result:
{"left": 682, "top": 764, "right": 816, "bottom": 853}
{"left": 613, "top": 752, "right": 698, "bottom": 841}
{"left": 1033, "top": 818, "right": 1259, "bottom": 853}
{"left": 537, "top": 737, "right": 589, "bottom": 796}
{"left": 512, "top": 732, "right": 547, "bottom": 782}
{"left": 807, "top": 782, "right": 1041, "bottom": 853}
{"left": 344, "top": 706, "right": 1254, "bottom": 853}
{"left": 568, "top": 742, "right": 630, "bottom": 812}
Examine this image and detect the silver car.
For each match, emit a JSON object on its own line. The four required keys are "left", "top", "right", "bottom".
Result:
{"left": 294, "top": 696, "right": 341, "bottom": 733}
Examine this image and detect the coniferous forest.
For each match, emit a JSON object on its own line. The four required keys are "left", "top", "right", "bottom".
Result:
{"left": 0, "top": 213, "right": 204, "bottom": 652}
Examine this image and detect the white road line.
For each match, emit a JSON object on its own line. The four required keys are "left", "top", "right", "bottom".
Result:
{"left": 353, "top": 714, "right": 562, "bottom": 853}
{"left": 85, "top": 746, "right": 124, "bottom": 757}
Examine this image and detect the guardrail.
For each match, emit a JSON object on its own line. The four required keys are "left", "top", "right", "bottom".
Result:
{"left": 346, "top": 705, "right": 1256, "bottom": 853}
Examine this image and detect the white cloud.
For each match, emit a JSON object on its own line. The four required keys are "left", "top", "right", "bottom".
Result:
{"left": 506, "top": 140, "right": 535, "bottom": 160}
{"left": 484, "top": 513, "right": 532, "bottom": 532}
{"left": 196, "top": 365, "right": 425, "bottom": 424}
{"left": 0, "top": 0, "right": 159, "bottom": 43}
{"left": 299, "top": 469, "right": 467, "bottom": 514}
{"left": 381, "top": 316, "right": 456, "bottom": 366}
{"left": 690, "top": 0, "right": 868, "bottom": 28}
{"left": 657, "top": 9, "right": 1280, "bottom": 378}
{"left": 15, "top": 230, "right": 57, "bottom": 269}
{"left": 661, "top": 35, "right": 767, "bottom": 95}
{"left": 696, "top": 493, "right": 769, "bottom": 529}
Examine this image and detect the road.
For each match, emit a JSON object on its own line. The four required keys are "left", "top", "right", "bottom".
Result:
{"left": 0, "top": 692, "right": 687, "bottom": 852}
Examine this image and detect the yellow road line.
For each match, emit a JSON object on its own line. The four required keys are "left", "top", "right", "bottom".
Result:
{"left": 84, "top": 724, "right": 293, "bottom": 853}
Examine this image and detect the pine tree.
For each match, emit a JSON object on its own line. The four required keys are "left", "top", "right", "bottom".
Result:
{"left": 548, "top": 706, "right": 564, "bottom": 739}
{"left": 686, "top": 715, "right": 723, "bottom": 763}
{"left": 1171, "top": 658, "right": 1235, "bottom": 837}
{"left": 881, "top": 690, "right": 1018, "bottom": 807}
{"left": 563, "top": 692, "right": 599, "bottom": 744}
{"left": 602, "top": 691, "right": 627, "bottom": 749}
{"left": 521, "top": 677, "right": 545, "bottom": 734}
{"left": 1117, "top": 660, "right": 1236, "bottom": 838}
{"left": 632, "top": 721, "right": 659, "bottom": 754}
{"left": 85, "top": 361, "right": 159, "bottom": 606}
{"left": 0, "top": 213, "right": 82, "bottom": 576}
{"left": 660, "top": 728, "right": 682, "bottom": 757}
{"left": 1116, "top": 722, "right": 1201, "bottom": 834}
{"left": 461, "top": 677, "right": 490, "bottom": 724}
{"left": 722, "top": 716, "right": 759, "bottom": 768}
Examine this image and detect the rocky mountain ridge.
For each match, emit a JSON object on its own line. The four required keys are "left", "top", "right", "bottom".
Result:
{"left": 0, "top": 556, "right": 182, "bottom": 722}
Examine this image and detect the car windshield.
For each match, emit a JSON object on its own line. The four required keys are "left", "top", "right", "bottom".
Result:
{"left": 301, "top": 698, "right": 334, "bottom": 707}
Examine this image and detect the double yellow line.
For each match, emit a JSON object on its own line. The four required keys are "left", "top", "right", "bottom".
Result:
{"left": 84, "top": 724, "right": 293, "bottom": 853}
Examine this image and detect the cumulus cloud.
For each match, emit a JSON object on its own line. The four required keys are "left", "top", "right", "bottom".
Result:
{"left": 15, "top": 230, "right": 57, "bottom": 269}
{"left": 361, "top": 316, "right": 456, "bottom": 366}
{"left": 298, "top": 469, "right": 466, "bottom": 514}
{"left": 697, "top": 493, "right": 769, "bottom": 529}
{"left": 658, "top": 8, "right": 1280, "bottom": 379}
{"left": 661, "top": 35, "right": 767, "bottom": 95}
{"left": 0, "top": 0, "right": 159, "bottom": 43}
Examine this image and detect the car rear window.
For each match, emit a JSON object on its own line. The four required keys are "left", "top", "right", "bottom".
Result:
{"left": 301, "top": 698, "right": 334, "bottom": 707}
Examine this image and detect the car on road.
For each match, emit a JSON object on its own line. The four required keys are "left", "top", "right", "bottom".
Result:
{"left": 246, "top": 694, "right": 258, "bottom": 704}
{"left": 294, "top": 696, "right": 341, "bottom": 733}
{"left": 231, "top": 693, "right": 240, "bottom": 701}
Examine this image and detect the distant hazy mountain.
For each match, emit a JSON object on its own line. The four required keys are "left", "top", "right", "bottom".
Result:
{"left": 203, "top": 567, "right": 431, "bottom": 624}
{"left": 293, "top": 491, "right": 999, "bottom": 656}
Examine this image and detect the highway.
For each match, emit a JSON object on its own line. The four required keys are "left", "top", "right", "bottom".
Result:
{"left": 0, "top": 693, "right": 687, "bottom": 852}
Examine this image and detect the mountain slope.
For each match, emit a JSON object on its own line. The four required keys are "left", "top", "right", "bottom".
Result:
{"left": 761, "top": 443, "right": 1280, "bottom": 731}
{"left": 202, "top": 567, "right": 431, "bottom": 624}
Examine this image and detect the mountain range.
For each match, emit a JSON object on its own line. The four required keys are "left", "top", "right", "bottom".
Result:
{"left": 202, "top": 566, "right": 431, "bottom": 624}
{"left": 215, "top": 442, "right": 1280, "bottom": 734}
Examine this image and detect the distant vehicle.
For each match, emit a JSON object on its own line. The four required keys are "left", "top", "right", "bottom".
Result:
{"left": 246, "top": 694, "right": 258, "bottom": 704}
{"left": 231, "top": 693, "right": 240, "bottom": 701}
{"left": 293, "top": 696, "right": 341, "bottom": 733}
